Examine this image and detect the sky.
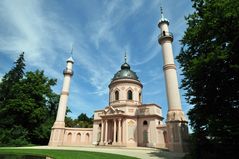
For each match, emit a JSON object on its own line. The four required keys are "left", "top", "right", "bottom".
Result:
{"left": 0, "top": 0, "right": 194, "bottom": 126}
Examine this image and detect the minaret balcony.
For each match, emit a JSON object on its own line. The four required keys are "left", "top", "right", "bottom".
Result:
{"left": 63, "top": 69, "right": 74, "bottom": 76}
{"left": 158, "top": 31, "right": 174, "bottom": 44}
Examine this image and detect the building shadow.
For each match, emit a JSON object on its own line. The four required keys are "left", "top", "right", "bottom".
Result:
{"left": 147, "top": 149, "right": 185, "bottom": 159}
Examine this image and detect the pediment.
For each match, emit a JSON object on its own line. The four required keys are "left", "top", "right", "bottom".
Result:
{"left": 104, "top": 106, "right": 125, "bottom": 115}
{"left": 105, "top": 106, "right": 116, "bottom": 115}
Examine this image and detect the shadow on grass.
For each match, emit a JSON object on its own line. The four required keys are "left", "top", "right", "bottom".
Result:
{"left": 147, "top": 149, "right": 186, "bottom": 159}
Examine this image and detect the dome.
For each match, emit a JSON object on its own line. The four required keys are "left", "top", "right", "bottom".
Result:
{"left": 67, "top": 56, "right": 74, "bottom": 63}
{"left": 121, "top": 63, "right": 130, "bottom": 69}
{"left": 112, "top": 62, "right": 139, "bottom": 81}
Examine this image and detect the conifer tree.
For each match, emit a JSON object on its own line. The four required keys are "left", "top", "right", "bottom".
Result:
{"left": 177, "top": 0, "right": 239, "bottom": 158}
{"left": 0, "top": 52, "right": 25, "bottom": 103}
{"left": 0, "top": 53, "right": 59, "bottom": 146}
{"left": 0, "top": 52, "right": 28, "bottom": 146}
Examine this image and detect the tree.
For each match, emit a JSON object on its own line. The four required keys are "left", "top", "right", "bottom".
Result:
{"left": 0, "top": 52, "right": 25, "bottom": 105}
{"left": 0, "top": 53, "right": 59, "bottom": 146}
{"left": 65, "top": 113, "right": 93, "bottom": 128}
{"left": 77, "top": 113, "right": 93, "bottom": 128}
{"left": 15, "top": 70, "right": 57, "bottom": 144}
{"left": 177, "top": 0, "right": 239, "bottom": 158}
{"left": 77, "top": 113, "right": 90, "bottom": 122}
{"left": 0, "top": 52, "right": 28, "bottom": 146}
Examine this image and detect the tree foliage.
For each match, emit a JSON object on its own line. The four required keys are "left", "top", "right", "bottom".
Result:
{"left": 65, "top": 113, "right": 93, "bottom": 128}
{"left": 0, "top": 53, "right": 59, "bottom": 146}
{"left": 0, "top": 53, "right": 25, "bottom": 104}
{"left": 177, "top": 0, "right": 239, "bottom": 158}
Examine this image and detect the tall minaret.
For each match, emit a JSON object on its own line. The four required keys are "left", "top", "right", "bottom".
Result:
{"left": 158, "top": 6, "right": 188, "bottom": 152}
{"left": 49, "top": 56, "right": 74, "bottom": 146}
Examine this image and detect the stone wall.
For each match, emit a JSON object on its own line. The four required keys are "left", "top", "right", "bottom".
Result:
{"left": 62, "top": 127, "right": 93, "bottom": 146}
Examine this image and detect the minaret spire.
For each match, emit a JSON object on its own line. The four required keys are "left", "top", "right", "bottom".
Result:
{"left": 70, "top": 44, "right": 73, "bottom": 57}
{"left": 160, "top": 0, "right": 164, "bottom": 19}
{"left": 67, "top": 45, "right": 74, "bottom": 63}
{"left": 124, "top": 51, "right": 127, "bottom": 63}
{"left": 158, "top": 0, "right": 169, "bottom": 26}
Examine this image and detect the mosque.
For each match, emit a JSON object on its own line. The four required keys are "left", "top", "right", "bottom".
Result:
{"left": 48, "top": 8, "right": 189, "bottom": 152}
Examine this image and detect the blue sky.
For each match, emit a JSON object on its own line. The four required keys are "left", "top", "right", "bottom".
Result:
{"left": 0, "top": 0, "right": 194, "bottom": 125}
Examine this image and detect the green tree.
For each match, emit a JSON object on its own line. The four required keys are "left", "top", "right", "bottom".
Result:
{"left": 0, "top": 52, "right": 28, "bottom": 146}
{"left": 77, "top": 113, "right": 90, "bottom": 122}
{"left": 16, "top": 70, "right": 57, "bottom": 144}
{"left": 0, "top": 53, "right": 59, "bottom": 146}
{"left": 65, "top": 116, "right": 75, "bottom": 127}
{"left": 0, "top": 52, "right": 25, "bottom": 107}
{"left": 76, "top": 113, "right": 93, "bottom": 128}
{"left": 65, "top": 113, "right": 93, "bottom": 128}
{"left": 177, "top": 0, "right": 239, "bottom": 158}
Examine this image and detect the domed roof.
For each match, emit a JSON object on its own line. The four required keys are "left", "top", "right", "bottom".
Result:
{"left": 67, "top": 56, "right": 74, "bottom": 63}
{"left": 112, "top": 62, "right": 139, "bottom": 81}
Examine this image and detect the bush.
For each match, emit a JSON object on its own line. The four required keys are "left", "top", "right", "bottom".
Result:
{"left": 0, "top": 125, "right": 29, "bottom": 146}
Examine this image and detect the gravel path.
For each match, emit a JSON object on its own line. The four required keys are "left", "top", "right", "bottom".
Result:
{"left": 19, "top": 146, "right": 185, "bottom": 159}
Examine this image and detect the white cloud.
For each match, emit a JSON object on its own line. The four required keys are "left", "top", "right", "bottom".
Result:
{"left": 0, "top": 0, "right": 194, "bottom": 120}
{"left": 69, "top": 0, "right": 144, "bottom": 95}
{"left": 142, "top": 73, "right": 163, "bottom": 86}
{"left": 0, "top": 73, "right": 3, "bottom": 82}
{"left": 0, "top": 0, "right": 74, "bottom": 69}
{"left": 0, "top": 0, "right": 113, "bottom": 96}
{"left": 144, "top": 90, "right": 161, "bottom": 96}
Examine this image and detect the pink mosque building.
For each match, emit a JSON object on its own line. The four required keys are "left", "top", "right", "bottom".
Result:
{"left": 48, "top": 9, "right": 189, "bottom": 152}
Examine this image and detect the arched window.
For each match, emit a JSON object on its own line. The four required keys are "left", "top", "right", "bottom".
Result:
{"left": 139, "top": 92, "right": 142, "bottom": 102}
{"left": 163, "top": 31, "right": 166, "bottom": 36}
{"left": 67, "top": 132, "right": 72, "bottom": 143}
{"left": 115, "top": 91, "right": 119, "bottom": 100}
{"left": 127, "top": 90, "right": 133, "bottom": 100}
{"left": 76, "top": 133, "right": 81, "bottom": 143}
{"left": 143, "top": 130, "right": 148, "bottom": 143}
{"left": 86, "top": 133, "right": 90, "bottom": 143}
{"left": 143, "top": 120, "right": 148, "bottom": 126}
{"left": 163, "top": 131, "right": 168, "bottom": 143}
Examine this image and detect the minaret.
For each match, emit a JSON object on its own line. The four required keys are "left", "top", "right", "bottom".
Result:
{"left": 158, "top": 6, "right": 188, "bottom": 152}
{"left": 49, "top": 56, "right": 74, "bottom": 146}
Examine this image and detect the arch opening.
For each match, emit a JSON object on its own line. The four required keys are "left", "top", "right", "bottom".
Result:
{"left": 143, "top": 120, "right": 148, "bottom": 126}
{"left": 163, "top": 131, "right": 168, "bottom": 143}
{"left": 86, "top": 133, "right": 90, "bottom": 143}
{"left": 127, "top": 90, "right": 133, "bottom": 100}
{"left": 76, "top": 133, "right": 81, "bottom": 143}
{"left": 115, "top": 90, "right": 119, "bottom": 100}
{"left": 67, "top": 132, "right": 72, "bottom": 144}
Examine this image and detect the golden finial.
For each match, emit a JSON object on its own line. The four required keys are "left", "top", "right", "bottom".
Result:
{"left": 124, "top": 51, "right": 127, "bottom": 63}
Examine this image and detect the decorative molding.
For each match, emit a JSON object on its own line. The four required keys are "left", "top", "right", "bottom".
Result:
{"left": 158, "top": 36, "right": 173, "bottom": 44}
{"left": 163, "top": 64, "right": 176, "bottom": 71}
{"left": 63, "top": 69, "right": 74, "bottom": 76}
{"left": 61, "top": 91, "right": 69, "bottom": 95}
{"left": 128, "top": 120, "right": 135, "bottom": 126}
{"left": 109, "top": 78, "right": 143, "bottom": 88}
{"left": 128, "top": 108, "right": 134, "bottom": 113}
{"left": 168, "top": 109, "right": 183, "bottom": 111}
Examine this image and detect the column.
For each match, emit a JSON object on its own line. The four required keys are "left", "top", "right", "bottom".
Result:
{"left": 113, "top": 119, "right": 117, "bottom": 144}
{"left": 100, "top": 120, "right": 104, "bottom": 145}
{"left": 104, "top": 120, "right": 108, "bottom": 144}
{"left": 118, "top": 118, "right": 122, "bottom": 144}
{"left": 48, "top": 57, "right": 74, "bottom": 146}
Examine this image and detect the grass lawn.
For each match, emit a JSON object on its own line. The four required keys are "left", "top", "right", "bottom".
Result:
{"left": 0, "top": 148, "right": 139, "bottom": 159}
